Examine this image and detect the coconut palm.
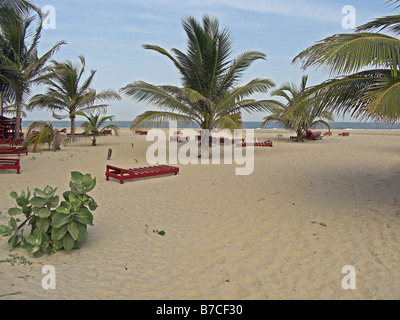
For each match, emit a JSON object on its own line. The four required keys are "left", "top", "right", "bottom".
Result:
{"left": 28, "top": 56, "right": 121, "bottom": 140}
{"left": 75, "top": 111, "right": 119, "bottom": 146}
{"left": 291, "top": 0, "right": 400, "bottom": 121}
{"left": 261, "top": 76, "right": 334, "bottom": 141}
{"left": 121, "top": 15, "right": 275, "bottom": 151}
{"left": 0, "top": 4, "right": 65, "bottom": 140}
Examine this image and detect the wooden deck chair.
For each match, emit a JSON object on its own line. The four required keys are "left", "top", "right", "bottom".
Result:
{"left": 0, "top": 158, "right": 20, "bottom": 174}
{"left": 106, "top": 164, "right": 179, "bottom": 184}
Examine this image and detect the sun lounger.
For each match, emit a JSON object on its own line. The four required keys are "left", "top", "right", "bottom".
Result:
{"left": 303, "top": 135, "right": 320, "bottom": 140}
{"left": 339, "top": 132, "right": 350, "bottom": 136}
{"left": 135, "top": 130, "right": 148, "bottom": 135}
{"left": 101, "top": 129, "right": 112, "bottom": 136}
{"left": 0, "top": 146, "right": 28, "bottom": 156}
{"left": 323, "top": 132, "right": 332, "bottom": 136}
{"left": 106, "top": 164, "right": 179, "bottom": 184}
{"left": 0, "top": 158, "right": 20, "bottom": 174}
{"left": 239, "top": 140, "right": 273, "bottom": 147}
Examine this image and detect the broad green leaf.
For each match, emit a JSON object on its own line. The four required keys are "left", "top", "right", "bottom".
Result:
{"left": 48, "top": 196, "right": 60, "bottom": 208}
{"left": 37, "top": 218, "right": 51, "bottom": 233}
{"left": 67, "top": 221, "right": 79, "bottom": 240}
{"left": 74, "top": 208, "right": 93, "bottom": 225}
{"left": 70, "top": 171, "right": 84, "bottom": 184}
{"left": 51, "top": 225, "right": 68, "bottom": 240}
{"left": 53, "top": 239, "right": 63, "bottom": 250}
{"left": 63, "top": 233, "right": 75, "bottom": 252}
{"left": 9, "top": 218, "right": 17, "bottom": 230}
{"left": 8, "top": 207, "right": 22, "bottom": 216}
{"left": 25, "top": 235, "right": 39, "bottom": 246}
{"left": 8, "top": 234, "right": 19, "bottom": 249}
{"left": 32, "top": 229, "right": 43, "bottom": 242}
{"left": 10, "top": 191, "right": 18, "bottom": 200}
{"left": 56, "top": 206, "right": 70, "bottom": 214}
{"left": 30, "top": 197, "right": 47, "bottom": 207}
{"left": 38, "top": 207, "right": 52, "bottom": 218}
{"left": 52, "top": 212, "right": 73, "bottom": 228}
{"left": 76, "top": 223, "right": 88, "bottom": 242}
{"left": 0, "top": 225, "right": 10, "bottom": 236}
{"left": 34, "top": 188, "right": 47, "bottom": 198}
{"left": 63, "top": 191, "right": 72, "bottom": 201}
{"left": 16, "top": 197, "right": 29, "bottom": 208}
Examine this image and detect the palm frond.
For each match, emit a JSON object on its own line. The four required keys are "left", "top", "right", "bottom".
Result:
{"left": 293, "top": 33, "right": 400, "bottom": 77}
{"left": 131, "top": 111, "right": 196, "bottom": 130}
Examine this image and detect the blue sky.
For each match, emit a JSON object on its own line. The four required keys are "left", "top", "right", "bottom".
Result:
{"left": 30, "top": 0, "right": 392, "bottom": 122}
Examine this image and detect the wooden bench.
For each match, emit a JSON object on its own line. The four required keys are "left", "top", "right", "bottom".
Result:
{"left": 0, "top": 146, "right": 28, "bottom": 156}
{"left": 106, "top": 164, "right": 179, "bottom": 184}
{"left": 0, "top": 158, "right": 20, "bottom": 174}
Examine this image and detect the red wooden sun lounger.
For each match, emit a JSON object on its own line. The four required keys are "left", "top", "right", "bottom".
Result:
{"left": 238, "top": 140, "right": 273, "bottom": 147}
{"left": 106, "top": 164, "right": 179, "bottom": 184}
{"left": 0, "top": 146, "right": 28, "bottom": 156}
{"left": 339, "top": 132, "right": 350, "bottom": 136}
{"left": 0, "top": 158, "right": 20, "bottom": 174}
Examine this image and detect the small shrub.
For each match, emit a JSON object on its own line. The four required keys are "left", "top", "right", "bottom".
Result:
{"left": 0, "top": 172, "right": 97, "bottom": 257}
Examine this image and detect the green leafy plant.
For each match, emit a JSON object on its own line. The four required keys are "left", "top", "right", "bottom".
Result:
{"left": 0, "top": 171, "right": 97, "bottom": 257}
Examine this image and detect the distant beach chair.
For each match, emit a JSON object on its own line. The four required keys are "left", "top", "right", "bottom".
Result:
{"left": 239, "top": 140, "right": 273, "bottom": 147}
{"left": 0, "top": 146, "right": 28, "bottom": 156}
{"left": 303, "top": 131, "right": 322, "bottom": 140}
{"left": 0, "top": 158, "right": 20, "bottom": 174}
{"left": 101, "top": 129, "right": 112, "bottom": 136}
{"left": 338, "top": 132, "right": 350, "bottom": 136}
{"left": 105, "top": 164, "right": 179, "bottom": 184}
{"left": 323, "top": 132, "right": 332, "bottom": 136}
{"left": 135, "top": 130, "right": 148, "bottom": 135}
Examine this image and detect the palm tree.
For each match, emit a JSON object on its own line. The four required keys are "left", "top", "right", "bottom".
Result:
{"left": 28, "top": 56, "right": 121, "bottom": 140}
{"left": 75, "top": 111, "right": 119, "bottom": 146}
{"left": 261, "top": 76, "right": 334, "bottom": 141}
{"left": 121, "top": 15, "right": 274, "bottom": 151}
{"left": 0, "top": 4, "right": 65, "bottom": 140}
{"left": 291, "top": 0, "right": 400, "bottom": 121}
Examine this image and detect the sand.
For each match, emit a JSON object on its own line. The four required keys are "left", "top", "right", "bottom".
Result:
{"left": 1, "top": 128, "right": 400, "bottom": 300}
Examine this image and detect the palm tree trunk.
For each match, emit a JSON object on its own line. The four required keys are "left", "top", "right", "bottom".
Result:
{"left": 200, "top": 129, "right": 210, "bottom": 158}
{"left": 15, "top": 97, "right": 22, "bottom": 140}
{"left": 70, "top": 115, "right": 76, "bottom": 140}
{"left": 297, "top": 129, "right": 304, "bottom": 142}
{"left": 92, "top": 136, "right": 96, "bottom": 146}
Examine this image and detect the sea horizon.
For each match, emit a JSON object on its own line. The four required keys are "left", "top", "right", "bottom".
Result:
{"left": 21, "top": 120, "right": 400, "bottom": 131}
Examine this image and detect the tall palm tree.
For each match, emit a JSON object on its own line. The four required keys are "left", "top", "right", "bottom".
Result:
{"left": 261, "top": 76, "right": 334, "bottom": 141}
{"left": 121, "top": 15, "right": 275, "bottom": 150}
{"left": 75, "top": 111, "right": 119, "bottom": 146}
{"left": 0, "top": 3, "right": 65, "bottom": 139}
{"left": 28, "top": 56, "right": 121, "bottom": 140}
{"left": 291, "top": 0, "right": 400, "bottom": 121}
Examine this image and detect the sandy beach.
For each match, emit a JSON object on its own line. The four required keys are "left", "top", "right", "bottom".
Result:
{"left": 1, "top": 128, "right": 400, "bottom": 300}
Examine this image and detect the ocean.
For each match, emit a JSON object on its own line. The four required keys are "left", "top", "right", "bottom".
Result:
{"left": 22, "top": 120, "right": 400, "bottom": 131}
